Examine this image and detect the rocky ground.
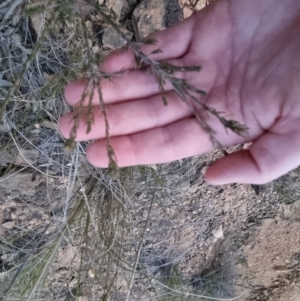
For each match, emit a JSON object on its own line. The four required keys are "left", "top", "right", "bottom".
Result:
{"left": 0, "top": 0, "right": 299, "bottom": 300}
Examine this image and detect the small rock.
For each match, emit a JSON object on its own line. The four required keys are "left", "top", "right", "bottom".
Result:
{"left": 105, "top": 0, "right": 116, "bottom": 9}
{"left": 213, "top": 225, "right": 224, "bottom": 239}
{"left": 10, "top": 212, "right": 18, "bottom": 220}
{"left": 148, "top": 164, "right": 157, "bottom": 170}
{"left": 92, "top": 44, "right": 101, "bottom": 53}
{"left": 195, "top": 0, "right": 207, "bottom": 11}
{"left": 15, "top": 149, "right": 39, "bottom": 165}
{"left": 111, "top": 0, "right": 130, "bottom": 20}
{"left": 85, "top": 20, "right": 93, "bottom": 31}
{"left": 98, "top": 0, "right": 105, "bottom": 5}
{"left": 41, "top": 120, "right": 57, "bottom": 130}
{"left": 134, "top": 0, "right": 166, "bottom": 39}
{"left": 74, "top": 0, "right": 94, "bottom": 17}
{"left": 179, "top": 0, "right": 206, "bottom": 18}
{"left": 102, "top": 25, "right": 132, "bottom": 49}
{"left": 183, "top": 6, "right": 193, "bottom": 18}
{"left": 88, "top": 269, "right": 95, "bottom": 278}
{"left": 2, "top": 221, "right": 15, "bottom": 230}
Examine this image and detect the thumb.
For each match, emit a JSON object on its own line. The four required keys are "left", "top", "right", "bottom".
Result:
{"left": 205, "top": 126, "right": 300, "bottom": 185}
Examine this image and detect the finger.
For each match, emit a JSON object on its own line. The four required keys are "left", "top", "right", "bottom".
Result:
{"left": 65, "top": 70, "right": 171, "bottom": 107}
{"left": 86, "top": 118, "right": 213, "bottom": 167}
{"left": 101, "top": 17, "right": 195, "bottom": 73}
{"left": 64, "top": 58, "right": 186, "bottom": 107}
{"left": 205, "top": 124, "right": 300, "bottom": 185}
{"left": 58, "top": 91, "right": 191, "bottom": 141}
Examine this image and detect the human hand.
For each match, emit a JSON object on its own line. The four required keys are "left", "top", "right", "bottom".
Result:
{"left": 58, "top": 0, "right": 300, "bottom": 185}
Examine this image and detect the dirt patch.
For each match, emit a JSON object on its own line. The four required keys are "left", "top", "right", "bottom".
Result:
{"left": 241, "top": 218, "right": 300, "bottom": 288}
{"left": 236, "top": 200, "right": 300, "bottom": 301}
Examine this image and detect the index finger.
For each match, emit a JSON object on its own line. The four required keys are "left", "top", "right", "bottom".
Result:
{"left": 100, "top": 15, "right": 196, "bottom": 73}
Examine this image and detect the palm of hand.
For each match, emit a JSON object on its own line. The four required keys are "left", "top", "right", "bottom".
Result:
{"left": 59, "top": 0, "right": 300, "bottom": 184}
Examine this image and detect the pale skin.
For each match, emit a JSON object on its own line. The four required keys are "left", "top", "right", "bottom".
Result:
{"left": 58, "top": 0, "right": 300, "bottom": 185}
